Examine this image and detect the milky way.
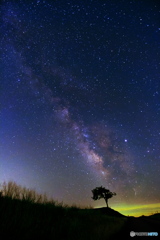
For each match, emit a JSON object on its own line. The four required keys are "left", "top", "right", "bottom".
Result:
{"left": 1, "top": 1, "right": 160, "bottom": 211}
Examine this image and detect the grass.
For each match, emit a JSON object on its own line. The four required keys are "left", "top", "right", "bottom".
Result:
{"left": 0, "top": 181, "right": 127, "bottom": 240}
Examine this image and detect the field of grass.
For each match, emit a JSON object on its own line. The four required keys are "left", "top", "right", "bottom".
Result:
{"left": 0, "top": 181, "right": 127, "bottom": 240}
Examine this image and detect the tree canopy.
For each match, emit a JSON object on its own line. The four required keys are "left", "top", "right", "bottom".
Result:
{"left": 91, "top": 186, "right": 116, "bottom": 208}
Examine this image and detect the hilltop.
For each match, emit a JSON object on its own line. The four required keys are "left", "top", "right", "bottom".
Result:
{"left": 0, "top": 181, "right": 159, "bottom": 239}
{"left": 93, "top": 207, "right": 126, "bottom": 217}
{"left": 1, "top": 195, "right": 160, "bottom": 240}
{"left": 0, "top": 195, "right": 127, "bottom": 240}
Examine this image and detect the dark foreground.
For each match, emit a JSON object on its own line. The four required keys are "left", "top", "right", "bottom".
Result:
{"left": 115, "top": 214, "right": 160, "bottom": 239}
{"left": 0, "top": 196, "right": 159, "bottom": 239}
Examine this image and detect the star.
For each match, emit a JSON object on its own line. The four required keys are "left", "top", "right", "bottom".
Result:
{"left": 1, "top": 0, "right": 159, "bottom": 216}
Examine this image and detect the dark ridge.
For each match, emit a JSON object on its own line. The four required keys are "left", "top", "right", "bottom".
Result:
{"left": 148, "top": 213, "right": 160, "bottom": 219}
{"left": 93, "top": 207, "right": 126, "bottom": 217}
{"left": 0, "top": 195, "right": 160, "bottom": 240}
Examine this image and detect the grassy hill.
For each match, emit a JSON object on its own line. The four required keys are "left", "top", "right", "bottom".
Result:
{"left": 0, "top": 182, "right": 159, "bottom": 239}
{"left": 93, "top": 207, "right": 126, "bottom": 217}
{"left": 0, "top": 195, "right": 127, "bottom": 240}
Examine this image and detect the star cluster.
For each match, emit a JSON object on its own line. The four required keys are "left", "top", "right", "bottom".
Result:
{"left": 1, "top": 0, "right": 160, "bottom": 212}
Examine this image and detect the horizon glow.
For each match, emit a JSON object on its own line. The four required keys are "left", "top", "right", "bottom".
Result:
{"left": 1, "top": 1, "right": 159, "bottom": 214}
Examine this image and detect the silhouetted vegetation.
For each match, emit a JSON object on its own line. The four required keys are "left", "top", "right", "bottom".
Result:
{"left": 0, "top": 181, "right": 49, "bottom": 203}
{"left": 0, "top": 181, "right": 127, "bottom": 240}
{"left": 92, "top": 186, "right": 116, "bottom": 208}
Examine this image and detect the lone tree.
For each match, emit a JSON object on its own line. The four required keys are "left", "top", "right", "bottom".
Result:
{"left": 91, "top": 186, "right": 116, "bottom": 208}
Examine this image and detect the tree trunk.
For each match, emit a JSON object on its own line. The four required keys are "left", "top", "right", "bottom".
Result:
{"left": 105, "top": 198, "right": 109, "bottom": 208}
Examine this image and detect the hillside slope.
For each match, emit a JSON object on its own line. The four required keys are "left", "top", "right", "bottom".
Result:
{"left": 0, "top": 196, "right": 126, "bottom": 240}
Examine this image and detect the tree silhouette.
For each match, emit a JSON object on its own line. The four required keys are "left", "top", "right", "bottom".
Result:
{"left": 91, "top": 186, "right": 116, "bottom": 208}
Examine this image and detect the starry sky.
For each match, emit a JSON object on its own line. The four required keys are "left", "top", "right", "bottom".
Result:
{"left": 1, "top": 0, "right": 160, "bottom": 216}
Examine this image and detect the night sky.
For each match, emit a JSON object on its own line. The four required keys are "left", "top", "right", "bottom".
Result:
{"left": 1, "top": 0, "right": 160, "bottom": 216}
